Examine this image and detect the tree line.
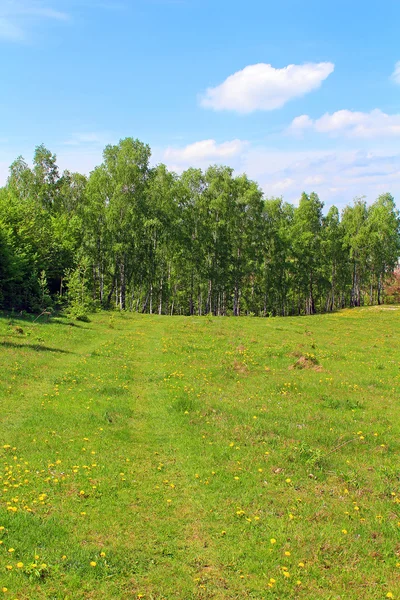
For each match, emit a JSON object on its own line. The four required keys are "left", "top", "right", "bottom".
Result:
{"left": 0, "top": 137, "right": 399, "bottom": 318}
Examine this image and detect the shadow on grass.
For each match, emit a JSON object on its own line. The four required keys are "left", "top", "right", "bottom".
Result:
{"left": 0, "top": 312, "right": 87, "bottom": 328}
{"left": 0, "top": 341, "right": 72, "bottom": 354}
{"left": 50, "top": 318, "right": 86, "bottom": 328}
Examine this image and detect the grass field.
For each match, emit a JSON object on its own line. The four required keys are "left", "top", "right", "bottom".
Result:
{"left": 0, "top": 309, "right": 399, "bottom": 600}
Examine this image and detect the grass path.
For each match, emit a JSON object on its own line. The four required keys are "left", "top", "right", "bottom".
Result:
{"left": 0, "top": 310, "right": 399, "bottom": 599}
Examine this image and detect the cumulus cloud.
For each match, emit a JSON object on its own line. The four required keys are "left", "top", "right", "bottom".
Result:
{"left": 289, "top": 114, "right": 314, "bottom": 133}
{"left": 162, "top": 140, "right": 400, "bottom": 207}
{"left": 288, "top": 109, "right": 400, "bottom": 138}
{"left": 241, "top": 147, "right": 400, "bottom": 206}
{"left": 200, "top": 62, "right": 334, "bottom": 113}
{"left": 164, "top": 139, "right": 246, "bottom": 167}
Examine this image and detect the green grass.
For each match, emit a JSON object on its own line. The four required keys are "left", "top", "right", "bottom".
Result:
{"left": 0, "top": 308, "right": 399, "bottom": 599}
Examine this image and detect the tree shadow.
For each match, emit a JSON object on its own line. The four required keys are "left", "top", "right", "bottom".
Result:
{"left": 0, "top": 341, "right": 72, "bottom": 354}
{"left": 50, "top": 319, "right": 86, "bottom": 329}
{"left": 0, "top": 312, "right": 89, "bottom": 330}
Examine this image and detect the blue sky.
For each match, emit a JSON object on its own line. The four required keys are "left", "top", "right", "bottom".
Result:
{"left": 1, "top": 0, "right": 400, "bottom": 207}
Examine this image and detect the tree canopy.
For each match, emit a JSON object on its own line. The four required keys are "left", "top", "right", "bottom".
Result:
{"left": 0, "top": 138, "right": 399, "bottom": 316}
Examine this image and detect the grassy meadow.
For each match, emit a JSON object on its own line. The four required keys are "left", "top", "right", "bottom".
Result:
{"left": 0, "top": 308, "right": 399, "bottom": 599}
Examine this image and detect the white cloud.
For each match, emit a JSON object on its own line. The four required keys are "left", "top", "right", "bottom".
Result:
{"left": 270, "top": 178, "right": 295, "bottom": 192}
{"left": 0, "top": 1, "right": 69, "bottom": 41}
{"left": 200, "top": 62, "right": 334, "bottom": 113}
{"left": 162, "top": 141, "right": 400, "bottom": 207}
{"left": 164, "top": 139, "right": 247, "bottom": 168}
{"left": 391, "top": 61, "right": 400, "bottom": 84}
{"left": 242, "top": 147, "right": 400, "bottom": 206}
{"left": 290, "top": 114, "right": 314, "bottom": 133}
{"left": 289, "top": 109, "right": 400, "bottom": 138}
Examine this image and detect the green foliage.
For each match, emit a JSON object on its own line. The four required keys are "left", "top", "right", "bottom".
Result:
{"left": 0, "top": 138, "right": 399, "bottom": 315}
{"left": 35, "top": 271, "right": 53, "bottom": 312}
{"left": 65, "top": 262, "right": 93, "bottom": 321}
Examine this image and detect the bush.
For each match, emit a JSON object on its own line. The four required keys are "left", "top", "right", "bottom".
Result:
{"left": 65, "top": 261, "right": 93, "bottom": 321}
